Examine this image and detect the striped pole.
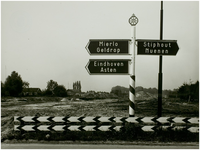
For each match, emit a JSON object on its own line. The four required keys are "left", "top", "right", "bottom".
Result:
{"left": 128, "top": 14, "right": 138, "bottom": 117}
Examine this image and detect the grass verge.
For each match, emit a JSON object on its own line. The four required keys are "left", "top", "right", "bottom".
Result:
{"left": 3, "top": 123, "right": 199, "bottom": 143}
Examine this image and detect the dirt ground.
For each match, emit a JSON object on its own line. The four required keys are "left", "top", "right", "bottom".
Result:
{"left": 1, "top": 97, "right": 199, "bottom": 141}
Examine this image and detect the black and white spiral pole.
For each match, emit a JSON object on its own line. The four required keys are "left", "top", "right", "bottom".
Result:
{"left": 128, "top": 14, "right": 138, "bottom": 117}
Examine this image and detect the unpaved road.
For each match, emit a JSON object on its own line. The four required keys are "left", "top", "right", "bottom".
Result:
{"left": 1, "top": 143, "right": 199, "bottom": 149}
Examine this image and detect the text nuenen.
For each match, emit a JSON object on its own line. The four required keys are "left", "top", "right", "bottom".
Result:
{"left": 143, "top": 42, "right": 171, "bottom": 48}
{"left": 145, "top": 48, "right": 168, "bottom": 54}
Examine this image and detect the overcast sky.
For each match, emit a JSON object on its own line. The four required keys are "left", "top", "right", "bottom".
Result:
{"left": 1, "top": 1, "right": 199, "bottom": 92}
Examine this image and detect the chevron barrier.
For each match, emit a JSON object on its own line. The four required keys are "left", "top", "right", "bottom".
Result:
{"left": 14, "top": 125, "right": 199, "bottom": 133}
{"left": 14, "top": 116, "right": 199, "bottom": 133}
{"left": 14, "top": 116, "right": 199, "bottom": 124}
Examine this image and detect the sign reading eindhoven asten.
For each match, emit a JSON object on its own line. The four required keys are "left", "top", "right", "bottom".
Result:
{"left": 85, "top": 59, "right": 130, "bottom": 75}
{"left": 136, "top": 39, "right": 179, "bottom": 55}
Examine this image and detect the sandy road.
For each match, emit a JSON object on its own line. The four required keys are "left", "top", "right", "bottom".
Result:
{"left": 2, "top": 143, "right": 199, "bottom": 149}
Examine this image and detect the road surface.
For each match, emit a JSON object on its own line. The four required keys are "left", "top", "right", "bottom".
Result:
{"left": 2, "top": 143, "right": 199, "bottom": 149}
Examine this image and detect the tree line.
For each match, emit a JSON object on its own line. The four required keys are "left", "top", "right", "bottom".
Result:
{"left": 111, "top": 81, "right": 199, "bottom": 102}
{"left": 1, "top": 71, "right": 82, "bottom": 97}
{"left": 1, "top": 71, "right": 199, "bottom": 102}
{"left": 177, "top": 81, "right": 199, "bottom": 102}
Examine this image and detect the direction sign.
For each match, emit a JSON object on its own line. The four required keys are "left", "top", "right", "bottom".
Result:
{"left": 136, "top": 39, "right": 179, "bottom": 55}
{"left": 86, "top": 39, "right": 131, "bottom": 55}
{"left": 85, "top": 59, "right": 130, "bottom": 75}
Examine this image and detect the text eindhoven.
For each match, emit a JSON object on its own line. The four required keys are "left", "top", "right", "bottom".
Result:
{"left": 97, "top": 41, "right": 120, "bottom": 53}
{"left": 94, "top": 61, "right": 124, "bottom": 73}
{"left": 143, "top": 41, "right": 171, "bottom": 54}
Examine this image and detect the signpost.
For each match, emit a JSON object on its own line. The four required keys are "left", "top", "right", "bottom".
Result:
{"left": 137, "top": 39, "right": 179, "bottom": 55}
{"left": 85, "top": 14, "right": 139, "bottom": 117}
{"left": 85, "top": 2, "right": 179, "bottom": 118}
{"left": 85, "top": 59, "right": 130, "bottom": 75}
{"left": 86, "top": 39, "right": 130, "bottom": 55}
{"left": 128, "top": 13, "right": 138, "bottom": 117}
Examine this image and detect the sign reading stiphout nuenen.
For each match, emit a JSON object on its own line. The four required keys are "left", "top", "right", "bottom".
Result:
{"left": 137, "top": 39, "right": 179, "bottom": 55}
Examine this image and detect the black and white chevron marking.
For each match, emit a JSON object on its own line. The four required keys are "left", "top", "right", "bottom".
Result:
{"left": 14, "top": 116, "right": 199, "bottom": 124}
{"left": 141, "top": 126, "right": 199, "bottom": 133}
{"left": 14, "top": 125, "right": 199, "bottom": 133}
{"left": 14, "top": 125, "right": 123, "bottom": 132}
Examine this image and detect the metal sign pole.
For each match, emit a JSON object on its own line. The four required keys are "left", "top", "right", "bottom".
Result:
{"left": 158, "top": 1, "right": 163, "bottom": 117}
{"left": 129, "top": 14, "right": 138, "bottom": 117}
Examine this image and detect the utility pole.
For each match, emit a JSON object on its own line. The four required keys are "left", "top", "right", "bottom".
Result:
{"left": 158, "top": 1, "right": 163, "bottom": 117}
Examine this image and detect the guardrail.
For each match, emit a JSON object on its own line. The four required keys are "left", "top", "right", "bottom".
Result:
{"left": 14, "top": 116, "right": 199, "bottom": 133}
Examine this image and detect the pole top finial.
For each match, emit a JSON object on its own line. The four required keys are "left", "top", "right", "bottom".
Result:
{"left": 129, "top": 13, "right": 138, "bottom": 26}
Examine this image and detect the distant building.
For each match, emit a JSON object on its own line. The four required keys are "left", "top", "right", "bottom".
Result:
{"left": 22, "top": 88, "right": 42, "bottom": 96}
{"left": 73, "top": 81, "right": 81, "bottom": 93}
{"left": 66, "top": 89, "right": 75, "bottom": 97}
{"left": 67, "top": 89, "right": 85, "bottom": 97}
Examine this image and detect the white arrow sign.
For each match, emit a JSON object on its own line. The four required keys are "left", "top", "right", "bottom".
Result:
{"left": 53, "top": 125, "right": 65, "bottom": 131}
{"left": 142, "top": 126, "right": 154, "bottom": 132}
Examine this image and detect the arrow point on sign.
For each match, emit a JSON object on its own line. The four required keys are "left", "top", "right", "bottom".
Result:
{"left": 85, "top": 41, "right": 91, "bottom": 55}
{"left": 176, "top": 42, "right": 179, "bottom": 54}
{"left": 85, "top": 60, "right": 91, "bottom": 75}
